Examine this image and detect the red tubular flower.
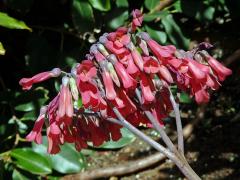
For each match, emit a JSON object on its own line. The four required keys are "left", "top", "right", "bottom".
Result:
{"left": 126, "top": 42, "right": 144, "bottom": 71}
{"left": 108, "top": 27, "right": 130, "bottom": 47}
{"left": 206, "top": 56, "right": 232, "bottom": 81}
{"left": 99, "top": 34, "right": 127, "bottom": 55}
{"left": 47, "top": 122, "right": 61, "bottom": 154}
{"left": 19, "top": 68, "right": 61, "bottom": 90}
{"left": 158, "top": 65, "right": 174, "bottom": 84}
{"left": 26, "top": 106, "right": 47, "bottom": 144}
{"left": 190, "top": 80, "right": 210, "bottom": 104}
{"left": 107, "top": 123, "right": 122, "bottom": 141}
{"left": 143, "top": 56, "right": 159, "bottom": 74}
{"left": 108, "top": 54, "right": 137, "bottom": 89}
{"left": 138, "top": 38, "right": 149, "bottom": 56}
{"left": 131, "top": 9, "right": 143, "bottom": 32}
{"left": 139, "top": 32, "right": 175, "bottom": 60}
{"left": 76, "top": 61, "right": 107, "bottom": 111}
{"left": 99, "top": 61, "right": 117, "bottom": 100}
{"left": 183, "top": 59, "right": 206, "bottom": 80}
{"left": 124, "top": 53, "right": 140, "bottom": 77}
{"left": 21, "top": 9, "right": 233, "bottom": 154}
{"left": 76, "top": 60, "right": 97, "bottom": 82}
{"left": 58, "top": 76, "right": 73, "bottom": 125}
{"left": 139, "top": 73, "right": 155, "bottom": 104}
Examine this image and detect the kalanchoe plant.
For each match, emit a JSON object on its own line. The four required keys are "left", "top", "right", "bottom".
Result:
{"left": 19, "top": 9, "right": 232, "bottom": 180}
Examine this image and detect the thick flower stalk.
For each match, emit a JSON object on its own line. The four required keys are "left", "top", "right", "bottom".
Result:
{"left": 19, "top": 9, "right": 231, "bottom": 179}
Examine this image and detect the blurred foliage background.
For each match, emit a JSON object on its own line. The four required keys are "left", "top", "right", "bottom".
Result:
{"left": 0, "top": 0, "right": 240, "bottom": 179}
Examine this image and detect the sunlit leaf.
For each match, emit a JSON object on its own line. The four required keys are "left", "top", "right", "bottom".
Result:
{"left": 32, "top": 137, "right": 86, "bottom": 173}
{"left": 10, "top": 148, "right": 52, "bottom": 175}
{"left": 88, "top": 0, "right": 111, "bottom": 11}
{"left": 145, "top": 25, "right": 167, "bottom": 44}
{"left": 161, "top": 14, "right": 189, "bottom": 49}
{"left": 143, "top": 11, "right": 168, "bottom": 22}
{"left": 116, "top": 0, "right": 128, "bottom": 8}
{"left": 0, "top": 12, "right": 31, "bottom": 31}
{"left": 0, "top": 42, "right": 5, "bottom": 55}
{"left": 107, "top": 10, "right": 128, "bottom": 29}
{"left": 144, "top": 0, "right": 159, "bottom": 11}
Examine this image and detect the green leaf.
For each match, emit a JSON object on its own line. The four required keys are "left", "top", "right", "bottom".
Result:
{"left": 32, "top": 137, "right": 86, "bottom": 173}
{"left": 14, "top": 102, "right": 35, "bottom": 112}
{"left": 92, "top": 128, "right": 136, "bottom": 149}
{"left": 116, "top": 0, "right": 128, "bottom": 8}
{"left": 143, "top": 11, "right": 168, "bottom": 22}
{"left": 179, "top": 92, "right": 192, "bottom": 104}
{"left": 14, "top": 88, "right": 49, "bottom": 112}
{"left": 72, "top": 0, "right": 94, "bottom": 32}
{"left": 0, "top": 42, "right": 5, "bottom": 55}
{"left": 10, "top": 148, "right": 52, "bottom": 175}
{"left": 88, "top": 0, "right": 111, "bottom": 11}
{"left": 107, "top": 10, "right": 128, "bottom": 29}
{"left": 201, "top": 6, "right": 215, "bottom": 21}
{"left": 0, "top": 12, "right": 31, "bottom": 31}
{"left": 12, "top": 169, "right": 28, "bottom": 180}
{"left": 20, "top": 111, "right": 36, "bottom": 121}
{"left": 144, "top": 0, "right": 159, "bottom": 11}
{"left": 145, "top": 25, "right": 167, "bottom": 44}
{"left": 161, "top": 14, "right": 189, "bottom": 49}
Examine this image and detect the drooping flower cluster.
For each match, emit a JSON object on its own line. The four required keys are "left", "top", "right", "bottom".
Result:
{"left": 20, "top": 10, "right": 232, "bottom": 154}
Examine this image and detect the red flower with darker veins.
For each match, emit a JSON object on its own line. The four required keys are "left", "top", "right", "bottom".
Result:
{"left": 20, "top": 9, "right": 232, "bottom": 154}
{"left": 131, "top": 9, "right": 143, "bottom": 32}
{"left": 19, "top": 68, "right": 61, "bottom": 90}
{"left": 26, "top": 106, "right": 47, "bottom": 144}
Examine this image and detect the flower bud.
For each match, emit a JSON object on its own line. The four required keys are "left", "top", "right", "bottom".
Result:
{"left": 97, "top": 43, "right": 109, "bottom": 57}
{"left": 69, "top": 77, "right": 79, "bottom": 101}
{"left": 107, "top": 62, "right": 121, "bottom": 87}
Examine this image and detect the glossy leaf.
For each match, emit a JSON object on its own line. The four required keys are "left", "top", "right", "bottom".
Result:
{"left": 161, "top": 14, "right": 189, "bottom": 49}
{"left": 116, "top": 0, "right": 128, "bottom": 8}
{"left": 144, "top": 11, "right": 168, "bottom": 22}
{"left": 72, "top": 0, "right": 94, "bottom": 32}
{"left": 88, "top": 0, "right": 111, "bottom": 11}
{"left": 107, "top": 10, "right": 128, "bottom": 29}
{"left": 14, "top": 88, "right": 49, "bottom": 112}
{"left": 0, "top": 12, "right": 31, "bottom": 31}
{"left": 144, "top": 0, "right": 159, "bottom": 11}
{"left": 145, "top": 25, "right": 167, "bottom": 44}
{"left": 0, "top": 42, "right": 5, "bottom": 55}
{"left": 32, "top": 137, "right": 86, "bottom": 173}
{"left": 93, "top": 128, "right": 136, "bottom": 149}
{"left": 10, "top": 148, "right": 52, "bottom": 175}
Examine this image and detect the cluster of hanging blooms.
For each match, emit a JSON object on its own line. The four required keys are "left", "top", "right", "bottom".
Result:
{"left": 19, "top": 9, "right": 232, "bottom": 154}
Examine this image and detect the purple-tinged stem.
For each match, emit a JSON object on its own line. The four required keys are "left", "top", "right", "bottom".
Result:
{"left": 168, "top": 87, "right": 184, "bottom": 154}
{"left": 111, "top": 107, "right": 201, "bottom": 180}
{"left": 111, "top": 108, "right": 175, "bottom": 159}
